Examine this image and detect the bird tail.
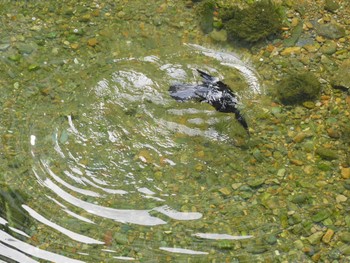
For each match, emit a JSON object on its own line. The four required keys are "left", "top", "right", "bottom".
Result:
{"left": 196, "top": 69, "right": 217, "bottom": 83}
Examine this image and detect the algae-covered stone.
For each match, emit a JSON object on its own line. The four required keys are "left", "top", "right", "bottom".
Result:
{"left": 291, "top": 194, "right": 310, "bottom": 204}
{"left": 16, "top": 42, "right": 38, "bottom": 54}
{"left": 221, "top": 0, "right": 283, "bottom": 43}
{"left": 307, "top": 231, "right": 323, "bottom": 245}
{"left": 331, "top": 59, "right": 350, "bottom": 91}
{"left": 341, "top": 246, "right": 350, "bottom": 256}
{"left": 324, "top": 0, "right": 340, "bottom": 13}
{"left": 312, "top": 209, "right": 331, "bottom": 223}
{"left": 315, "top": 147, "right": 338, "bottom": 160}
{"left": 339, "top": 232, "right": 350, "bottom": 243}
{"left": 209, "top": 29, "right": 227, "bottom": 42}
{"left": 276, "top": 72, "right": 321, "bottom": 105}
{"left": 247, "top": 178, "right": 265, "bottom": 188}
{"left": 315, "top": 22, "right": 346, "bottom": 39}
{"left": 284, "top": 21, "right": 303, "bottom": 47}
{"left": 197, "top": 0, "right": 215, "bottom": 34}
{"left": 320, "top": 40, "right": 337, "bottom": 55}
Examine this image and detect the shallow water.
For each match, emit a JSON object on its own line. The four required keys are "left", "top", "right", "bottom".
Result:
{"left": 1, "top": 1, "right": 349, "bottom": 263}
{"left": 20, "top": 43, "right": 264, "bottom": 262}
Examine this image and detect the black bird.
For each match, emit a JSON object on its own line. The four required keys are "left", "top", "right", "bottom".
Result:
{"left": 169, "top": 69, "right": 249, "bottom": 135}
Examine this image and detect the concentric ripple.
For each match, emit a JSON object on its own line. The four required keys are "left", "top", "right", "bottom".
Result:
{"left": 2, "top": 44, "right": 261, "bottom": 262}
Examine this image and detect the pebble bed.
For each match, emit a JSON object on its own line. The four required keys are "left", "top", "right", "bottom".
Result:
{"left": 0, "top": 0, "right": 349, "bottom": 262}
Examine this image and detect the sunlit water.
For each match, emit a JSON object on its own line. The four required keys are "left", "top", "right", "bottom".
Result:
{"left": 0, "top": 42, "right": 281, "bottom": 262}
{"left": 2, "top": 1, "right": 350, "bottom": 262}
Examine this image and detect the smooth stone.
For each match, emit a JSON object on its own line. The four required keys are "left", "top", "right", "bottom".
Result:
{"left": 247, "top": 178, "right": 265, "bottom": 188}
{"left": 0, "top": 43, "right": 10, "bottom": 51}
{"left": 341, "top": 168, "right": 350, "bottom": 179}
{"left": 315, "top": 147, "right": 338, "bottom": 160}
{"left": 327, "top": 128, "right": 341, "bottom": 139}
{"left": 303, "top": 44, "right": 320, "bottom": 53}
{"left": 16, "top": 42, "right": 38, "bottom": 54}
{"left": 219, "top": 187, "right": 231, "bottom": 196}
{"left": 331, "top": 59, "right": 350, "bottom": 90}
{"left": 341, "top": 246, "right": 350, "bottom": 256}
{"left": 320, "top": 41, "right": 337, "bottom": 55}
{"left": 336, "top": 194, "right": 347, "bottom": 203}
{"left": 322, "top": 229, "right": 334, "bottom": 244}
{"left": 315, "top": 22, "right": 346, "bottom": 39}
{"left": 302, "top": 101, "right": 315, "bottom": 109}
{"left": 265, "top": 234, "right": 277, "bottom": 245}
{"left": 271, "top": 107, "right": 282, "bottom": 115}
{"left": 339, "top": 232, "right": 350, "bottom": 243}
{"left": 312, "top": 210, "right": 331, "bottom": 222}
{"left": 87, "top": 38, "right": 98, "bottom": 47}
{"left": 231, "top": 183, "right": 242, "bottom": 190}
{"left": 293, "top": 132, "right": 308, "bottom": 143}
{"left": 117, "top": 11, "right": 126, "bottom": 18}
{"left": 209, "top": 29, "right": 227, "bottom": 42}
{"left": 280, "top": 47, "right": 301, "bottom": 56}
{"left": 284, "top": 22, "right": 303, "bottom": 47}
{"left": 307, "top": 231, "right": 323, "bottom": 245}
{"left": 277, "top": 168, "right": 286, "bottom": 177}
{"left": 291, "top": 194, "right": 310, "bottom": 204}
{"left": 324, "top": 0, "right": 340, "bottom": 12}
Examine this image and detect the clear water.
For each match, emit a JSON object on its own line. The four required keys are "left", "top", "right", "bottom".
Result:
{"left": 1, "top": 1, "right": 349, "bottom": 263}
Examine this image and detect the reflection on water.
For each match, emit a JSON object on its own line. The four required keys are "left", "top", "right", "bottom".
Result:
{"left": 0, "top": 43, "right": 263, "bottom": 262}
{"left": 0, "top": 225, "right": 84, "bottom": 263}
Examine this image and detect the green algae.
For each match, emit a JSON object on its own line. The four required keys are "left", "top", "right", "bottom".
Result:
{"left": 196, "top": 0, "right": 216, "bottom": 34}
{"left": 221, "top": 0, "right": 283, "bottom": 43}
{"left": 276, "top": 72, "right": 321, "bottom": 105}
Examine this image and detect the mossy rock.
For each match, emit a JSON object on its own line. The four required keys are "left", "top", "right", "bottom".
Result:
{"left": 315, "top": 147, "right": 338, "bottom": 160}
{"left": 324, "top": 0, "right": 340, "bottom": 13}
{"left": 196, "top": 0, "right": 216, "bottom": 34}
{"left": 276, "top": 72, "right": 321, "bottom": 105}
{"left": 221, "top": 0, "right": 283, "bottom": 43}
{"left": 0, "top": 184, "right": 31, "bottom": 233}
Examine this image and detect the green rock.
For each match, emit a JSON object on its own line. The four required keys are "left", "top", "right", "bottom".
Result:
{"left": 28, "top": 64, "right": 40, "bottom": 71}
{"left": 276, "top": 72, "right": 321, "bottom": 105}
{"left": 307, "top": 231, "right": 323, "bottom": 245}
{"left": 302, "top": 141, "right": 314, "bottom": 153}
{"left": 114, "top": 232, "right": 129, "bottom": 244}
{"left": 288, "top": 213, "right": 302, "bottom": 225}
{"left": 339, "top": 232, "right": 350, "bottom": 243}
{"left": 340, "top": 245, "right": 350, "bottom": 256}
{"left": 284, "top": 21, "right": 303, "bottom": 47}
{"left": 315, "top": 22, "right": 346, "bottom": 39}
{"left": 271, "top": 106, "right": 282, "bottom": 116}
{"left": 197, "top": 0, "right": 215, "bottom": 34}
{"left": 320, "top": 41, "right": 337, "bottom": 55}
{"left": 0, "top": 43, "right": 10, "bottom": 51}
{"left": 209, "top": 29, "right": 227, "bottom": 42}
{"left": 247, "top": 178, "right": 265, "bottom": 188}
{"left": 331, "top": 59, "right": 350, "bottom": 91}
{"left": 8, "top": 54, "right": 21, "bottom": 62}
{"left": 265, "top": 234, "right": 277, "bottom": 245}
{"left": 312, "top": 209, "right": 331, "bottom": 223}
{"left": 247, "top": 242, "right": 268, "bottom": 254}
{"left": 221, "top": 0, "right": 283, "bottom": 43}
{"left": 46, "top": 32, "right": 58, "bottom": 39}
{"left": 324, "top": 0, "right": 340, "bottom": 12}
{"left": 345, "top": 181, "right": 350, "bottom": 190}
{"left": 317, "top": 161, "right": 332, "bottom": 171}
{"left": 291, "top": 194, "right": 310, "bottom": 204}
{"left": 252, "top": 149, "right": 264, "bottom": 162}
{"left": 16, "top": 42, "right": 38, "bottom": 54}
{"left": 315, "top": 147, "right": 338, "bottom": 160}
{"left": 302, "top": 101, "right": 315, "bottom": 109}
